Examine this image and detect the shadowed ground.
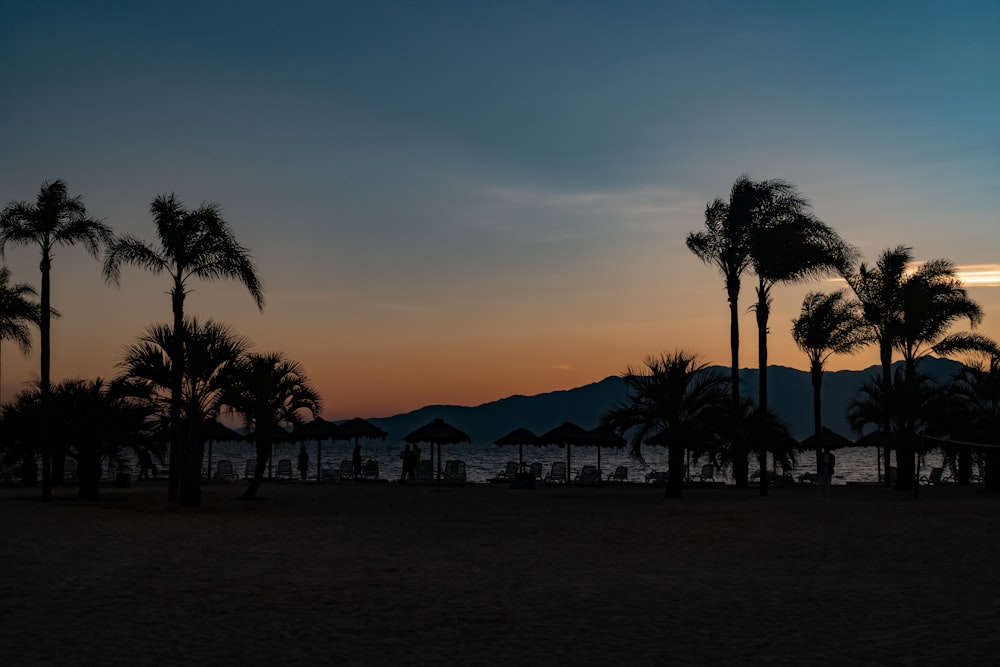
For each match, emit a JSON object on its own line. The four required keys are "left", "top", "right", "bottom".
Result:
{"left": 2, "top": 482, "right": 999, "bottom": 665}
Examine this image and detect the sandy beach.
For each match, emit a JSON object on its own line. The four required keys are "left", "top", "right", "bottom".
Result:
{"left": 2, "top": 480, "right": 999, "bottom": 666}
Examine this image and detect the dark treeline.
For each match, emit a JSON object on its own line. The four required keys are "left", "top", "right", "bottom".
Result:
{"left": 1, "top": 177, "right": 998, "bottom": 504}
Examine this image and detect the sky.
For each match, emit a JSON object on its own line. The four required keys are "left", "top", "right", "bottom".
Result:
{"left": 1, "top": 1, "right": 998, "bottom": 419}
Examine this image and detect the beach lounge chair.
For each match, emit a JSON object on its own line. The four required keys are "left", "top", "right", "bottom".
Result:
{"left": 338, "top": 459, "right": 354, "bottom": 481}
{"left": 919, "top": 467, "right": 944, "bottom": 485}
{"left": 416, "top": 459, "right": 433, "bottom": 482}
{"left": 575, "top": 464, "right": 600, "bottom": 483}
{"left": 362, "top": 459, "right": 380, "bottom": 480}
{"left": 545, "top": 461, "right": 567, "bottom": 483}
{"left": 214, "top": 459, "right": 237, "bottom": 482}
{"left": 244, "top": 459, "right": 256, "bottom": 479}
{"left": 62, "top": 458, "right": 78, "bottom": 482}
{"left": 646, "top": 470, "right": 667, "bottom": 484}
{"left": 529, "top": 462, "right": 543, "bottom": 479}
{"left": 444, "top": 460, "right": 467, "bottom": 482}
{"left": 496, "top": 461, "right": 518, "bottom": 480}
{"left": 607, "top": 466, "right": 628, "bottom": 482}
{"left": 275, "top": 459, "right": 294, "bottom": 479}
{"left": 692, "top": 464, "right": 715, "bottom": 483}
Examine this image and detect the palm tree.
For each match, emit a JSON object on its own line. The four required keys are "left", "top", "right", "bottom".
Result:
{"left": 844, "top": 246, "right": 912, "bottom": 486}
{"left": 104, "top": 194, "right": 263, "bottom": 506}
{"left": 0, "top": 180, "right": 112, "bottom": 501}
{"left": 749, "top": 209, "right": 855, "bottom": 495}
{"left": 686, "top": 175, "right": 761, "bottom": 486}
{"left": 792, "top": 290, "right": 869, "bottom": 475}
{"left": 50, "top": 378, "right": 155, "bottom": 501}
{"left": 601, "top": 352, "right": 730, "bottom": 498}
{"left": 942, "top": 342, "right": 1000, "bottom": 488}
{"left": 0, "top": 266, "right": 40, "bottom": 356}
{"left": 216, "top": 352, "right": 320, "bottom": 500}
{"left": 890, "top": 260, "right": 983, "bottom": 488}
{"left": 117, "top": 318, "right": 250, "bottom": 487}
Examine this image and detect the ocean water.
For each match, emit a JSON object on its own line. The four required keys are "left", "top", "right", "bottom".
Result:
{"left": 195, "top": 439, "right": 947, "bottom": 486}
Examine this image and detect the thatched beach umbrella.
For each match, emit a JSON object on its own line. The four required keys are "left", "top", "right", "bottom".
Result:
{"left": 337, "top": 417, "right": 388, "bottom": 445}
{"left": 536, "top": 421, "right": 593, "bottom": 481}
{"left": 404, "top": 418, "right": 470, "bottom": 481}
{"left": 587, "top": 426, "right": 626, "bottom": 475}
{"left": 798, "top": 427, "right": 854, "bottom": 451}
{"left": 493, "top": 427, "right": 539, "bottom": 471}
{"left": 293, "top": 417, "right": 344, "bottom": 481}
{"left": 202, "top": 420, "right": 245, "bottom": 482}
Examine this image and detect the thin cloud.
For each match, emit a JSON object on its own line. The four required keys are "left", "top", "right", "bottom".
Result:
{"left": 956, "top": 265, "right": 1000, "bottom": 287}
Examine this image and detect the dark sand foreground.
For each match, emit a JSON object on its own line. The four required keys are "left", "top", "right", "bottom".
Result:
{"left": 2, "top": 481, "right": 999, "bottom": 666}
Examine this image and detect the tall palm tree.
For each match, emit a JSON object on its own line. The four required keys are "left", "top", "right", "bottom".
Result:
{"left": 601, "top": 352, "right": 730, "bottom": 498}
{"left": 104, "top": 194, "right": 263, "bottom": 506}
{"left": 792, "top": 290, "right": 869, "bottom": 474}
{"left": 844, "top": 246, "right": 912, "bottom": 486}
{"left": 686, "top": 175, "right": 760, "bottom": 486}
{"left": 117, "top": 318, "right": 250, "bottom": 488}
{"left": 0, "top": 180, "right": 112, "bottom": 501}
{"left": 216, "top": 352, "right": 320, "bottom": 501}
{"left": 747, "top": 190, "right": 855, "bottom": 495}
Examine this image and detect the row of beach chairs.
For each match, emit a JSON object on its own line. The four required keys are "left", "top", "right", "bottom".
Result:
{"left": 494, "top": 461, "right": 631, "bottom": 484}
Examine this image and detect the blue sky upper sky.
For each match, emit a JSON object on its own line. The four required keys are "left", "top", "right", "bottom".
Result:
{"left": 1, "top": 1, "right": 998, "bottom": 418}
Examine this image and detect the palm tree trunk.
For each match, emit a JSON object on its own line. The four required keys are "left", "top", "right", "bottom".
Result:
{"left": 811, "top": 363, "right": 823, "bottom": 474}
{"left": 879, "top": 342, "right": 893, "bottom": 487}
{"left": 242, "top": 434, "right": 270, "bottom": 500}
{"left": 40, "top": 252, "right": 52, "bottom": 503}
{"left": 756, "top": 283, "right": 769, "bottom": 497}
{"left": 666, "top": 443, "right": 685, "bottom": 498}
{"left": 727, "top": 276, "right": 748, "bottom": 487}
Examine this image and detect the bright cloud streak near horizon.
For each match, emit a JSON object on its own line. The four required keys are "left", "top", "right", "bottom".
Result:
{"left": 1, "top": 2, "right": 997, "bottom": 419}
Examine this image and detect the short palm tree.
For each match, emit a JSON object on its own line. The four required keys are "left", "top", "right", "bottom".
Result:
{"left": 0, "top": 180, "right": 112, "bottom": 501}
{"left": 104, "top": 194, "right": 263, "bottom": 506}
{"left": 601, "top": 352, "right": 730, "bottom": 498}
{"left": 117, "top": 318, "right": 250, "bottom": 493}
{"left": 216, "top": 352, "right": 320, "bottom": 500}
{"left": 792, "top": 290, "right": 869, "bottom": 473}
{"left": 943, "top": 344, "right": 1000, "bottom": 488}
{"left": 890, "top": 259, "right": 983, "bottom": 488}
{"left": 0, "top": 266, "right": 40, "bottom": 357}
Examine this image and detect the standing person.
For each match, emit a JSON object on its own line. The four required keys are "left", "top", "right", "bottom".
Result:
{"left": 297, "top": 445, "right": 309, "bottom": 480}
{"left": 399, "top": 443, "right": 412, "bottom": 482}
{"left": 410, "top": 443, "right": 421, "bottom": 480}
{"left": 352, "top": 442, "right": 362, "bottom": 479}
{"left": 817, "top": 448, "right": 835, "bottom": 499}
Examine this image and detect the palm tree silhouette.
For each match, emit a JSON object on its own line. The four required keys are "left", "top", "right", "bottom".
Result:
{"left": 216, "top": 352, "right": 320, "bottom": 500}
{"left": 0, "top": 180, "right": 112, "bottom": 501}
{"left": 942, "top": 343, "right": 1000, "bottom": 488}
{"left": 892, "top": 258, "right": 983, "bottom": 489}
{"left": 601, "top": 352, "right": 730, "bottom": 498}
{"left": 792, "top": 290, "right": 868, "bottom": 474}
{"left": 117, "top": 318, "right": 250, "bottom": 484}
{"left": 0, "top": 267, "right": 42, "bottom": 405}
{"left": 104, "top": 194, "right": 263, "bottom": 506}
{"left": 686, "top": 175, "right": 757, "bottom": 486}
{"left": 844, "top": 246, "right": 911, "bottom": 486}
{"left": 747, "top": 183, "right": 854, "bottom": 495}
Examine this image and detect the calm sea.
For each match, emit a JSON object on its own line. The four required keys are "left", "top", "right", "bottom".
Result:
{"left": 193, "top": 440, "right": 946, "bottom": 485}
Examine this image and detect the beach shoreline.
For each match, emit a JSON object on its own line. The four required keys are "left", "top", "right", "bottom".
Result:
{"left": 3, "top": 482, "right": 999, "bottom": 665}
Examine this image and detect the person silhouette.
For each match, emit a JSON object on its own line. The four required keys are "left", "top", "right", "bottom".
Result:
{"left": 352, "top": 442, "right": 362, "bottom": 479}
{"left": 400, "top": 443, "right": 412, "bottom": 482}
{"left": 297, "top": 445, "right": 309, "bottom": 480}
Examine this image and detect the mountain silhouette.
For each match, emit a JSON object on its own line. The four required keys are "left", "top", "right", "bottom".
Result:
{"left": 365, "top": 358, "right": 963, "bottom": 443}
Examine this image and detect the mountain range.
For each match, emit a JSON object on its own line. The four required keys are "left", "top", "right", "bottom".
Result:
{"left": 365, "top": 357, "right": 964, "bottom": 443}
